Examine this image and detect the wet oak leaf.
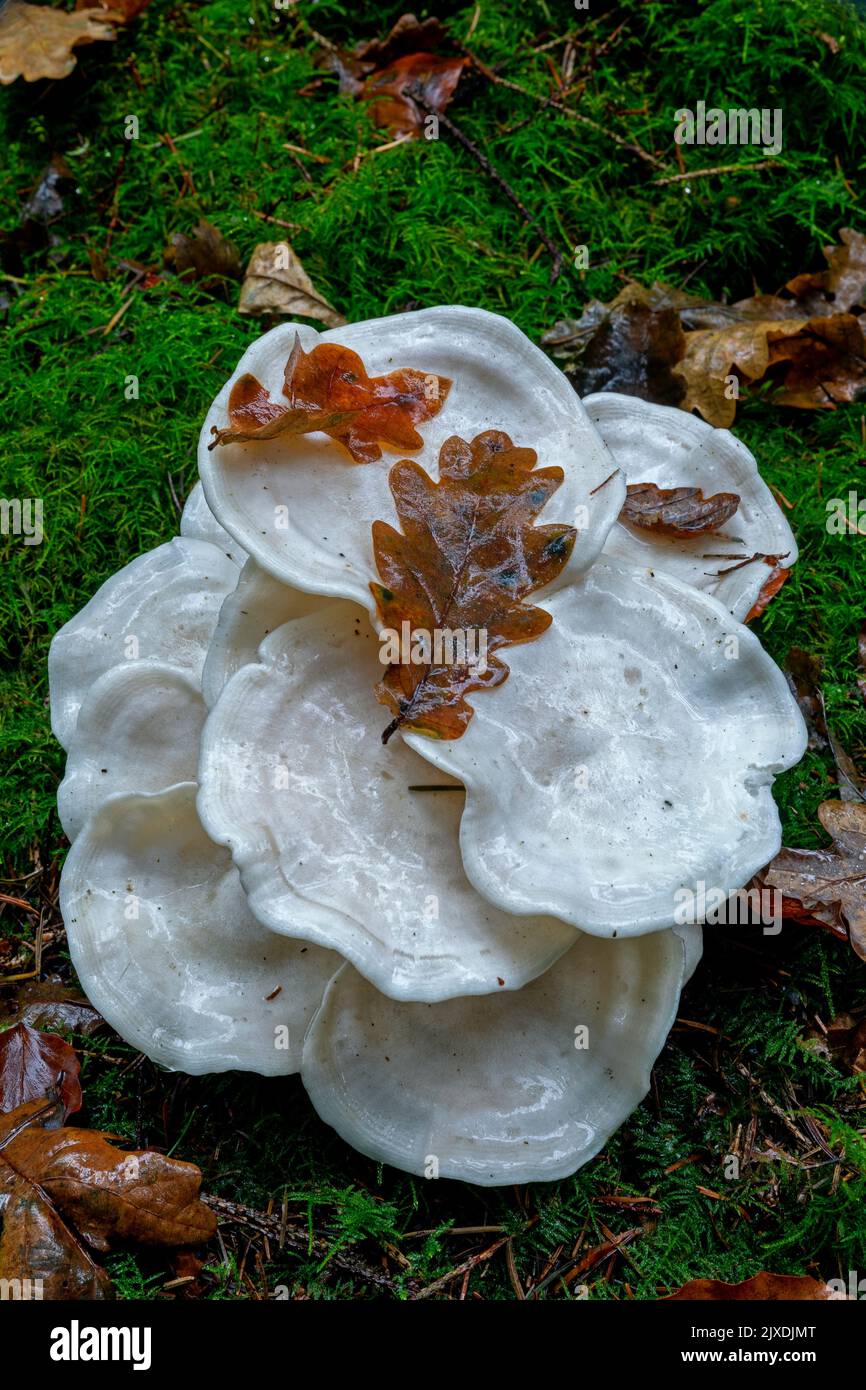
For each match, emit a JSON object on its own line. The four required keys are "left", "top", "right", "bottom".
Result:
{"left": 362, "top": 52, "right": 468, "bottom": 138}
{"left": 764, "top": 800, "right": 866, "bottom": 960}
{"left": 211, "top": 334, "right": 451, "bottom": 464}
{"left": 663, "top": 1273, "right": 839, "bottom": 1301}
{"left": 0, "top": 0, "right": 119, "bottom": 83}
{"left": 3, "top": 978, "right": 103, "bottom": 1038}
{"left": 370, "top": 429, "right": 577, "bottom": 743}
{"left": 678, "top": 312, "right": 866, "bottom": 427}
{"left": 620, "top": 481, "right": 740, "bottom": 537}
{"left": 0, "top": 1096, "right": 216, "bottom": 1299}
{"left": 0, "top": 1022, "right": 81, "bottom": 1118}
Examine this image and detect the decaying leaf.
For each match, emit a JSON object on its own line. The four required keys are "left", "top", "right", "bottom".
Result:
{"left": 858, "top": 620, "right": 866, "bottom": 708}
{"left": 0, "top": 0, "right": 119, "bottom": 83}
{"left": 371, "top": 430, "right": 576, "bottom": 743}
{"left": 1, "top": 977, "right": 102, "bottom": 1038}
{"left": 785, "top": 227, "right": 866, "bottom": 316}
{"left": 764, "top": 800, "right": 866, "bottom": 960}
{"left": 0, "top": 1095, "right": 216, "bottom": 1299}
{"left": 163, "top": 220, "right": 242, "bottom": 297}
{"left": 680, "top": 311, "right": 866, "bottom": 428}
{"left": 0, "top": 1023, "right": 82, "bottom": 1119}
{"left": 620, "top": 481, "right": 740, "bottom": 537}
{"left": 543, "top": 230, "right": 866, "bottom": 425}
{"left": 663, "top": 1273, "right": 841, "bottom": 1301}
{"left": 362, "top": 52, "right": 468, "bottom": 138}
{"left": 238, "top": 240, "right": 345, "bottom": 328}
{"left": 76, "top": 0, "right": 150, "bottom": 18}
{"left": 327, "top": 12, "right": 466, "bottom": 138}
{"left": 210, "top": 334, "right": 451, "bottom": 464}
{"left": 805, "top": 1012, "right": 866, "bottom": 1075}
{"left": 743, "top": 559, "right": 791, "bottom": 623}
{"left": 547, "top": 285, "right": 689, "bottom": 406}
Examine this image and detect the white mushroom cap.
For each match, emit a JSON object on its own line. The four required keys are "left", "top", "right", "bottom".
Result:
{"left": 197, "top": 306, "right": 627, "bottom": 619}
{"left": 201, "top": 557, "right": 329, "bottom": 709}
{"left": 302, "top": 925, "right": 697, "bottom": 1186}
{"left": 180, "top": 479, "right": 248, "bottom": 567}
{"left": 404, "top": 562, "right": 807, "bottom": 936}
{"left": 57, "top": 661, "right": 205, "bottom": 841}
{"left": 60, "top": 783, "right": 339, "bottom": 1075}
{"left": 585, "top": 393, "right": 798, "bottom": 620}
{"left": 198, "top": 599, "right": 578, "bottom": 1003}
{"left": 48, "top": 537, "right": 238, "bottom": 750}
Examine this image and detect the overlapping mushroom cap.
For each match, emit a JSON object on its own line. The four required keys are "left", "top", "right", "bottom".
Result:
{"left": 52, "top": 307, "right": 805, "bottom": 1185}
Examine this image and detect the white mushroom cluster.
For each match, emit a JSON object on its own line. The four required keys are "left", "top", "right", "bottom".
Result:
{"left": 52, "top": 307, "right": 805, "bottom": 1185}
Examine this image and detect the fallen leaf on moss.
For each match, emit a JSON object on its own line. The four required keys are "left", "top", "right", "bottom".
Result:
{"left": 371, "top": 430, "right": 576, "bottom": 743}
{"left": 2, "top": 978, "right": 102, "bottom": 1038}
{"left": 163, "top": 220, "right": 242, "bottom": 297}
{"left": 542, "top": 283, "right": 688, "bottom": 405}
{"left": 362, "top": 52, "right": 468, "bottom": 138}
{"left": 0, "top": 1095, "right": 216, "bottom": 1299}
{"left": 763, "top": 800, "right": 866, "bottom": 960}
{"left": 327, "top": 12, "right": 466, "bottom": 138}
{"left": 210, "top": 334, "right": 450, "bottom": 463}
{"left": 543, "top": 230, "right": 866, "bottom": 425}
{"left": 238, "top": 240, "right": 345, "bottom": 327}
{"left": 76, "top": 0, "right": 149, "bottom": 16}
{"left": 0, "top": 1022, "right": 81, "bottom": 1118}
{"left": 663, "top": 1273, "right": 841, "bottom": 1300}
{"left": 0, "top": 0, "right": 119, "bottom": 83}
{"left": 785, "top": 227, "right": 866, "bottom": 316}
{"left": 620, "top": 481, "right": 740, "bottom": 537}
{"left": 807, "top": 1013, "right": 866, "bottom": 1074}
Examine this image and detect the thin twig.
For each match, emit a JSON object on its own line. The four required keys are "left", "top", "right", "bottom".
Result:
{"left": 652, "top": 159, "right": 782, "bottom": 186}
{"left": 467, "top": 61, "right": 663, "bottom": 169}
{"left": 202, "top": 1193, "right": 401, "bottom": 1293}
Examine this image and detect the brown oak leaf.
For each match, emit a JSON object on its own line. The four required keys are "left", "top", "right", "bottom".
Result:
{"left": 743, "top": 559, "right": 791, "bottom": 623}
{"left": 0, "top": 1022, "right": 82, "bottom": 1119}
{"left": 327, "top": 13, "right": 465, "bottom": 138}
{"left": 763, "top": 800, "right": 866, "bottom": 959}
{"left": 663, "top": 1273, "right": 840, "bottom": 1301}
{"left": 210, "top": 334, "right": 451, "bottom": 464}
{"left": 620, "top": 481, "right": 740, "bottom": 537}
{"left": 370, "top": 430, "right": 576, "bottom": 743}
{"left": 0, "top": 0, "right": 119, "bottom": 84}
{"left": 0, "top": 1096, "right": 216, "bottom": 1300}
{"left": 785, "top": 227, "right": 866, "bottom": 316}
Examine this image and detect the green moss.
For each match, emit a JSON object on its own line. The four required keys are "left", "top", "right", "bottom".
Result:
{"left": 1, "top": 0, "right": 865, "bottom": 1299}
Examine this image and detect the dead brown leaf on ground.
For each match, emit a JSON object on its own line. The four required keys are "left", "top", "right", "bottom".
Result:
{"left": 0, "top": 1022, "right": 81, "bottom": 1118}
{"left": 238, "top": 240, "right": 345, "bottom": 327}
{"left": 0, "top": 1095, "right": 216, "bottom": 1299}
{"left": 542, "top": 230, "right": 866, "bottom": 425}
{"left": 0, "top": 0, "right": 124, "bottom": 83}
{"left": 663, "top": 1273, "right": 841, "bottom": 1300}
{"left": 163, "top": 220, "right": 242, "bottom": 297}
{"left": 763, "top": 800, "right": 866, "bottom": 960}
{"left": 327, "top": 12, "right": 467, "bottom": 138}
